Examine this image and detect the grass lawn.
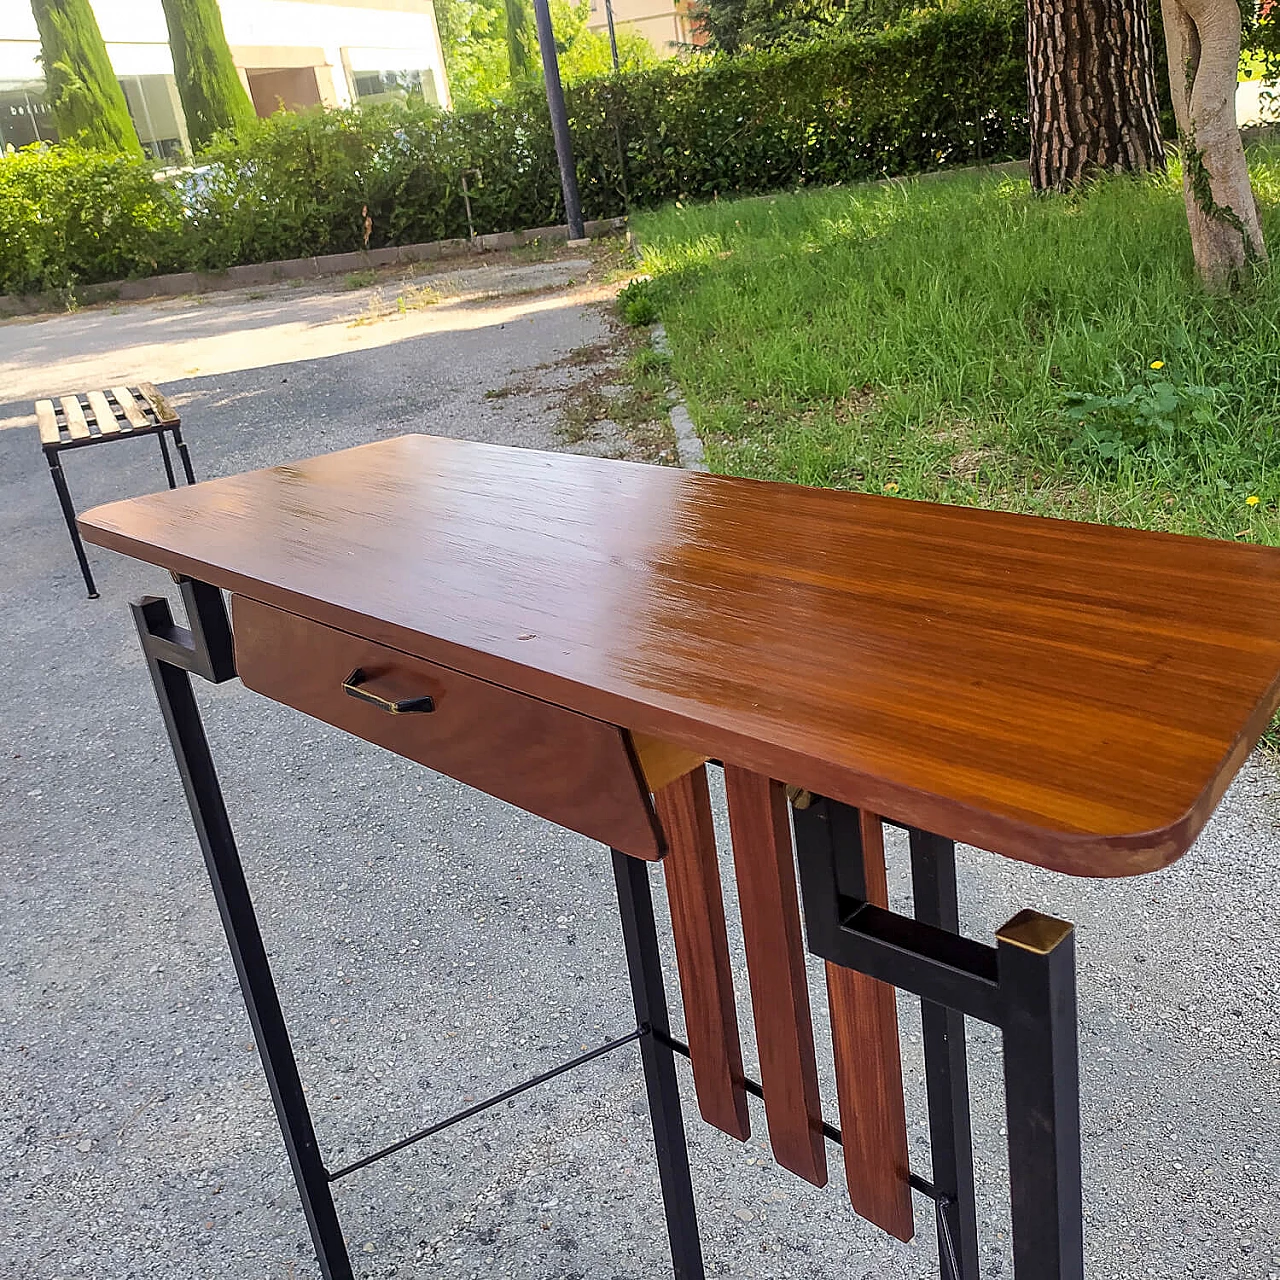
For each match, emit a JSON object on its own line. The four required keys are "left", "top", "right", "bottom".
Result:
{"left": 632, "top": 150, "right": 1280, "bottom": 545}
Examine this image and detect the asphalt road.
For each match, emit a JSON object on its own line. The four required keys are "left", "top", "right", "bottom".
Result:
{"left": 2, "top": 265, "right": 1280, "bottom": 1279}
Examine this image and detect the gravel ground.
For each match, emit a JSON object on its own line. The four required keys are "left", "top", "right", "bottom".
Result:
{"left": 2, "top": 268, "right": 1280, "bottom": 1279}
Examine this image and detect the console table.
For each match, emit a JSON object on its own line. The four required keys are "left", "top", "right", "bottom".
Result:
{"left": 78, "top": 434, "right": 1280, "bottom": 1280}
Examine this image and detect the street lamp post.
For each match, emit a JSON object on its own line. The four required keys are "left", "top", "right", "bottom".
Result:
{"left": 530, "top": 0, "right": 586, "bottom": 241}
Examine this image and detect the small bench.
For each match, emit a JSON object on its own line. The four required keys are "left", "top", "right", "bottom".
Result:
{"left": 35, "top": 383, "right": 196, "bottom": 599}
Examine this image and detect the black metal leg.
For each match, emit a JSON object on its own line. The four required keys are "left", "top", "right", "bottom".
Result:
{"left": 134, "top": 594, "right": 353, "bottom": 1280}
{"left": 173, "top": 426, "right": 197, "bottom": 484}
{"left": 909, "top": 829, "right": 980, "bottom": 1280}
{"left": 611, "top": 849, "right": 704, "bottom": 1280}
{"left": 44, "top": 449, "right": 98, "bottom": 598}
{"left": 997, "top": 911, "right": 1084, "bottom": 1280}
{"left": 157, "top": 431, "right": 178, "bottom": 489}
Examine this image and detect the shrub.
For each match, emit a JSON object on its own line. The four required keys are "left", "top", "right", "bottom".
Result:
{"left": 617, "top": 277, "right": 659, "bottom": 325}
{"left": 0, "top": 144, "right": 185, "bottom": 294}
{"left": 0, "top": 1, "right": 1027, "bottom": 294}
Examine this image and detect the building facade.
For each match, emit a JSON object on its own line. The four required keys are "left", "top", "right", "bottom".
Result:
{"left": 585, "top": 0, "right": 703, "bottom": 58}
{"left": 0, "top": 0, "right": 450, "bottom": 156}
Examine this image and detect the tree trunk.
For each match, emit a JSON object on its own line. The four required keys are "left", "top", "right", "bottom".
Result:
{"left": 1161, "top": 0, "right": 1267, "bottom": 289}
{"left": 1027, "top": 0, "right": 1166, "bottom": 191}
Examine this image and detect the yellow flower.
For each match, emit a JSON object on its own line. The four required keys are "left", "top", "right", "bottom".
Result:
{"left": 1246, "top": 495, "right": 1261, "bottom": 507}
{"left": 882, "top": 481, "right": 899, "bottom": 494}
{"left": 1150, "top": 360, "right": 1165, "bottom": 370}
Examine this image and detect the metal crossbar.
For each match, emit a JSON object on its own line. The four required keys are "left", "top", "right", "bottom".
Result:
{"left": 326, "top": 1028, "right": 645, "bottom": 1181}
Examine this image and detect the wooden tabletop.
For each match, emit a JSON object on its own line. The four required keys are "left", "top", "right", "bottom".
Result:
{"left": 80, "top": 434, "right": 1280, "bottom": 877}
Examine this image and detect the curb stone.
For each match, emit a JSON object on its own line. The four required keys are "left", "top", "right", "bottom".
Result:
{"left": 650, "top": 321, "right": 706, "bottom": 473}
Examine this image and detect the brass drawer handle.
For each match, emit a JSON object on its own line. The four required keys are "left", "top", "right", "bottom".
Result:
{"left": 342, "top": 667, "right": 435, "bottom": 714}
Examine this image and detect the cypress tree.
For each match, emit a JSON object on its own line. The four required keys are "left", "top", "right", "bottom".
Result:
{"left": 159, "top": 0, "right": 257, "bottom": 151}
{"left": 30, "top": 0, "right": 143, "bottom": 155}
{"left": 505, "top": 0, "right": 533, "bottom": 84}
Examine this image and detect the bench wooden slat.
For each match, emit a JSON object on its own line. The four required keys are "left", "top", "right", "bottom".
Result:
{"left": 110, "top": 386, "right": 151, "bottom": 431}
{"left": 656, "top": 765, "right": 750, "bottom": 1141}
{"left": 724, "top": 765, "right": 827, "bottom": 1187}
{"left": 86, "top": 390, "right": 120, "bottom": 436}
{"left": 60, "top": 396, "right": 90, "bottom": 440}
{"left": 35, "top": 400, "right": 60, "bottom": 447}
{"left": 137, "top": 381, "right": 178, "bottom": 425}
{"left": 826, "top": 810, "right": 914, "bottom": 1241}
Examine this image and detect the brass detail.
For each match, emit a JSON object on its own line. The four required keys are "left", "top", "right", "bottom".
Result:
{"left": 631, "top": 732, "right": 707, "bottom": 795}
{"left": 785, "top": 785, "right": 813, "bottom": 810}
{"left": 996, "top": 909, "right": 1073, "bottom": 955}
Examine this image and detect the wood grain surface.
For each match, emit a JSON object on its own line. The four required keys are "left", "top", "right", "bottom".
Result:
{"left": 78, "top": 433, "right": 1280, "bottom": 875}
{"left": 826, "top": 812, "right": 913, "bottom": 1240}
{"left": 654, "top": 766, "right": 750, "bottom": 1141}
{"left": 233, "top": 595, "right": 664, "bottom": 860}
{"left": 723, "top": 766, "right": 827, "bottom": 1186}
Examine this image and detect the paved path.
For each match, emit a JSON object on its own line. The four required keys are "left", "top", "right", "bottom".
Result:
{"left": 2, "top": 254, "right": 1279, "bottom": 1279}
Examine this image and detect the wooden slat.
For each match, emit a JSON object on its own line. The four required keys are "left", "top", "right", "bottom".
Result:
{"left": 110, "top": 386, "right": 150, "bottom": 431}
{"left": 60, "top": 396, "right": 90, "bottom": 440}
{"left": 137, "top": 381, "right": 178, "bottom": 424}
{"left": 723, "top": 765, "right": 827, "bottom": 1186}
{"left": 86, "top": 390, "right": 120, "bottom": 436}
{"left": 34, "top": 400, "right": 60, "bottom": 447}
{"left": 655, "top": 766, "right": 750, "bottom": 1141}
{"left": 826, "top": 810, "right": 913, "bottom": 1241}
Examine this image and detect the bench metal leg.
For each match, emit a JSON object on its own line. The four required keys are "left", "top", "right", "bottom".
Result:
{"left": 157, "top": 431, "right": 178, "bottom": 489}
{"left": 794, "top": 796, "right": 1084, "bottom": 1280}
{"left": 612, "top": 849, "right": 705, "bottom": 1280}
{"left": 998, "top": 913, "right": 1084, "bottom": 1280}
{"left": 909, "top": 830, "right": 981, "bottom": 1280}
{"left": 173, "top": 425, "right": 197, "bottom": 485}
{"left": 44, "top": 449, "right": 97, "bottom": 598}
{"left": 134, "top": 592, "right": 353, "bottom": 1280}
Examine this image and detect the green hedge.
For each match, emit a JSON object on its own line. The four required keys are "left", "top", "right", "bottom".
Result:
{"left": 0, "top": 1, "right": 1026, "bottom": 295}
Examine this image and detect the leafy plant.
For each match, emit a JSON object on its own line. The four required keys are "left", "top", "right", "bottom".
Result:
{"left": 617, "top": 277, "right": 658, "bottom": 325}
{"left": 1065, "top": 370, "right": 1226, "bottom": 468}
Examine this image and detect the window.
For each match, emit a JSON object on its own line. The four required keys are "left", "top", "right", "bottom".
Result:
{"left": 351, "top": 67, "right": 437, "bottom": 106}
{"left": 0, "top": 84, "right": 56, "bottom": 149}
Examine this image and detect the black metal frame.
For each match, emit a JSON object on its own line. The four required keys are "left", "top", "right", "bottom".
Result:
{"left": 44, "top": 418, "right": 196, "bottom": 599}
{"left": 793, "top": 796, "right": 1084, "bottom": 1280}
{"left": 134, "top": 578, "right": 1083, "bottom": 1280}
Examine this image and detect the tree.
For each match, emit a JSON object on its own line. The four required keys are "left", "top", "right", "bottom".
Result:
{"left": 434, "top": 0, "right": 654, "bottom": 107}
{"left": 1161, "top": 0, "right": 1267, "bottom": 288}
{"left": 159, "top": 0, "right": 256, "bottom": 150}
{"left": 689, "top": 0, "right": 909, "bottom": 52}
{"left": 30, "top": 0, "right": 142, "bottom": 155}
{"left": 505, "top": 0, "right": 534, "bottom": 82}
{"left": 1025, "top": 0, "right": 1166, "bottom": 191}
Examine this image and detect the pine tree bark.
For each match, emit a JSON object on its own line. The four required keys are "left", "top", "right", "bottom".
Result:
{"left": 1027, "top": 0, "right": 1166, "bottom": 191}
{"left": 1161, "top": 0, "right": 1267, "bottom": 289}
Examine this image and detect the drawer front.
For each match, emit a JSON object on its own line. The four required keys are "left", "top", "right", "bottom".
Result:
{"left": 232, "top": 596, "right": 664, "bottom": 859}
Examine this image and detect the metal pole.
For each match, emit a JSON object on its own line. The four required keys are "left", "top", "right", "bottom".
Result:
{"left": 530, "top": 0, "right": 585, "bottom": 241}
{"left": 997, "top": 911, "right": 1084, "bottom": 1280}
{"left": 603, "top": 0, "right": 621, "bottom": 72}
{"left": 133, "top": 593, "right": 354, "bottom": 1280}
{"left": 909, "top": 828, "right": 981, "bottom": 1280}
{"left": 611, "top": 850, "right": 705, "bottom": 1279}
